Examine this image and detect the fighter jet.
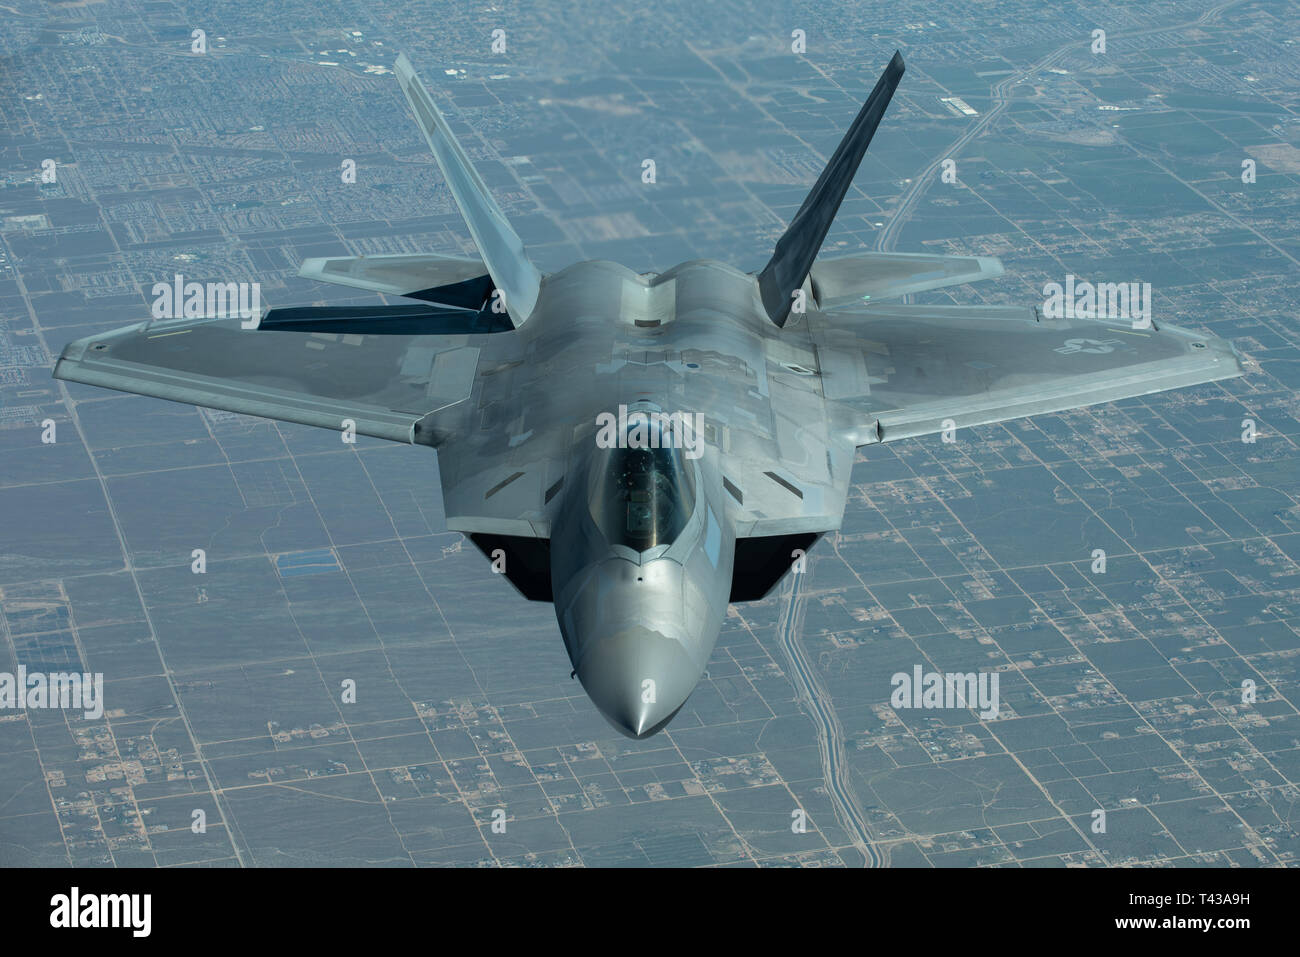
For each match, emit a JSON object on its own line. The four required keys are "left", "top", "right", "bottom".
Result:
{"left": 53, "top": 52, "right": 1243, "bottom": 737}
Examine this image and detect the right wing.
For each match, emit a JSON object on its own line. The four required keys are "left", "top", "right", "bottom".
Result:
{"left": 809, "top": 304, "right": 1243, "bottom": 443}
{"left": 53, "top": 316, "right": 480, "bottom": 445}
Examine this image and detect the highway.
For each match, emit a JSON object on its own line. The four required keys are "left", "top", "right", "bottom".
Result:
{"left": 874, "top": 0, "right": 1248, "bottom": 256}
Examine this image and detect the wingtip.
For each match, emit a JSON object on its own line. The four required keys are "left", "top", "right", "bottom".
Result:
{"left": 890, "top": 50, "right": 905, "bottom": 74}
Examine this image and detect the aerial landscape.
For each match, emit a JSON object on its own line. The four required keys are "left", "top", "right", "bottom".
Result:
{"left": 1, "top": 0, "right": 1298, "bottom": 870}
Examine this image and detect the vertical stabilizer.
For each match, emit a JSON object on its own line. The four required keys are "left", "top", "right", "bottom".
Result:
{"left": 757, "top": 51, "right": 905, "bottom": 327}
{"left": 394, "top": 54, "right": 542, "bottom": 326}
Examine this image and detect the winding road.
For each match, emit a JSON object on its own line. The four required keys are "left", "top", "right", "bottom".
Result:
{"left": 775, "top": 565, "right": 881, "bottom": 866}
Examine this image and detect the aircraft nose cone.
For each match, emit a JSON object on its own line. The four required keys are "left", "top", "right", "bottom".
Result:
{"left": 576, "top": 625, "right": 699, "bottom": 738}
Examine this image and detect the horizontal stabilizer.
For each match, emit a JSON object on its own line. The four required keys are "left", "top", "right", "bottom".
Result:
{"left": 257, "top": 303, "right": 512, "bottom": 336}
{"left": 394, "top": 54, "right": 542, "bottom": 326}
{"left": 299, "top": 253, "right": 488, "bottom": 299}
{"left": 812, "top": 251, "right": 1003, "bottom": 308}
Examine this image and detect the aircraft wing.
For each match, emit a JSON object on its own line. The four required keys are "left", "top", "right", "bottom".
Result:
{"left": 52, "top": 316, "right": 481, "bottom": 444}
{"left": 809, "top": 303, "right": 1244, "bottom": 443}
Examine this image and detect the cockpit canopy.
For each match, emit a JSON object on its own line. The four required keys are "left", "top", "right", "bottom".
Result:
{"left": 588, "top": 414, "right": 697, "bottom": 552}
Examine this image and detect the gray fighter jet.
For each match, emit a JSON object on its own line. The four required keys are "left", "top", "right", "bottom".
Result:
{"left": 53, "top": 52, "right": 1243, "bottom": 737}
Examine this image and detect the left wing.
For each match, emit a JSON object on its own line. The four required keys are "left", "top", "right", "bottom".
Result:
{"left": 809, "top": 303, "right": 1243, "bottom": 443}
{"left": 53, "top": 316, "right": 480, "bottom": 444}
